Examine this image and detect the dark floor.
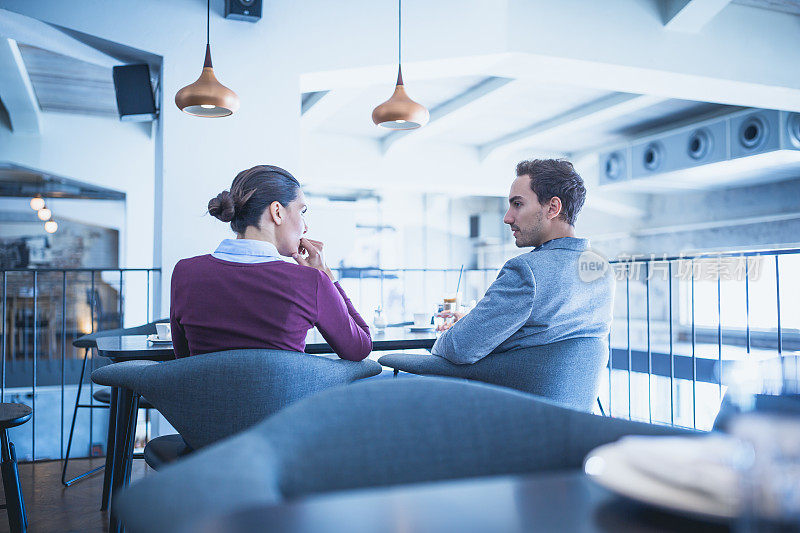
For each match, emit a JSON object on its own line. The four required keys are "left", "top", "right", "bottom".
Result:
{"left": 0, "top": 458, "right": 153, "bottom": 533}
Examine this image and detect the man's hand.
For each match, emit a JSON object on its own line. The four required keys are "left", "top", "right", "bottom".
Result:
{"left": 436, "top": 311, "right": 465, "bottom": 332}
{"left": 292, "top": 238, "right": 335, "bottom": 281}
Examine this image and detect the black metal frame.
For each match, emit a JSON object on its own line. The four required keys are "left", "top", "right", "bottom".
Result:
{"left": 0, "top": 267, "right": 160, "bottom": 466}
{"left": 61, "top": 347, "right": 107, "bottom": 486}
{"left": 606, "top": 248, "right": 796, "bottom": 428}
{"left": 1, "top": 427, "right": 27, "bottom": 532}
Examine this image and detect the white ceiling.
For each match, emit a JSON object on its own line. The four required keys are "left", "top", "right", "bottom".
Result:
{"left": 732, "top": 0, "right": 800, "bottom": 15}
{"left": 303, "top": 78, "right": 743, "bottom": 157}
{"left": 17, "top": 43, "right": 118, "bottom": 117}
{"left": 433, "top": 83, "right": 611, "bottom": 146}
{"left": 532, "top": 100, "right": 742, "bottom": 154}
{"left": 0, "top": 0, "right": 794, "bottom": 175}
{"left": 314, "top": 75, "right": 486, "bottom": 140}
{"left": 298, "top": 0, "right": 795, "bottom": 160}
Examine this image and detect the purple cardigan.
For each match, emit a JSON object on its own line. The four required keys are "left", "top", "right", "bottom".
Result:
{"left": 169, "top": 255, "right": 372, "bottom": 361}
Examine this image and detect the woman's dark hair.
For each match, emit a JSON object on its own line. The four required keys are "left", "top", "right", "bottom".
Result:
{"left": 515, "top": 159, "right": 586, "bottom": 226}
{"left": 208, "top": 165, "right": 301, "bottom": 234}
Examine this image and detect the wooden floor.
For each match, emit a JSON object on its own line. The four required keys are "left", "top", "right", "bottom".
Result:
{"left": 0, "top": 458, "right": 154, "bottom": 533}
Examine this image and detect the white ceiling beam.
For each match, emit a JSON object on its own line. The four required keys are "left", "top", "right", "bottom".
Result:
{"left": 583, "top": 193, "right": 647, "bottom": 219}
{"left": 301, "top": 90, "right": 329, "bottom": 116}
{"left": 662, "top": 0, "right": 733, "bottom": 33}
{"left": 0, "top": 38, "right": 40, "bottom": 134}
{"left": 478, "top": 93, "right": 666, "bottom": 160}
{"left": 299, "top": 54, "right": 511, "bottom": 93}
{"left": 0, "top": 8, "right": 117, "bottom": 68}
{"left": 300, "top": 88, "right": 365, "bottom": 131}
{"left": 380, "top": 76, "right": 514, "bottom": 153}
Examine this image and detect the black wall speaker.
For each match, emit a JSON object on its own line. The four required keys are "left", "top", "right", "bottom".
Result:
{"left": 225, "top": 0, "right": 262, "bottom": 22}
{"left": 112, "top": 64, "right": 157, "bottom": 122}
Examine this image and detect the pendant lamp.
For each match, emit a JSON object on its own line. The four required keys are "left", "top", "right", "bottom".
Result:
{"left": 372, "top": 0, "right": 429, "bottom": 129}
{"left": 175, "top": 0, "right": 240, "bottom": 117}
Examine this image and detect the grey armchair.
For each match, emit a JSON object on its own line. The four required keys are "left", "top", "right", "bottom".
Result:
{"left": 91, "top": 349, "right": 382, "bottom": 450}
{"left": 378, "top": 336, "right": 608, "bottom": 411}
{"left": 114, "top": 376, "right": 693, "bottom": 533}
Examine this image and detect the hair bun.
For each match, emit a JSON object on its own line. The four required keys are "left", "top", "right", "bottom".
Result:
{"left": 208, "top": 190, "right": 236, "bottom": 222}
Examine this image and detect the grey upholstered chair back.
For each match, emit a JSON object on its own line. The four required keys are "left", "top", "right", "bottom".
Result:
{"left": 379, "top": 336, "right": 608, "bottom": 411}
{"left": 92, "top": 349, "right": 381, "bottom": 448}
{"left": 115, "top": 377, "right": 693, "bottom": 533}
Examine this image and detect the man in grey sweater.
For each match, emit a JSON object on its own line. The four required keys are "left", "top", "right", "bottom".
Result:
{"left": 432, "top": 159, "right": 614, "bottom": 364}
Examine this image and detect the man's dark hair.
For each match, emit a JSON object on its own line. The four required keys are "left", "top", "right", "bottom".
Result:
{"left": 515, "top": 159, "right": 586, "bottom": 226}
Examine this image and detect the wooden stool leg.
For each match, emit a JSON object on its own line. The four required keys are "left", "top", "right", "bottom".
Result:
{"left": 1, "top": 429, "right": 27, "bottom": 533}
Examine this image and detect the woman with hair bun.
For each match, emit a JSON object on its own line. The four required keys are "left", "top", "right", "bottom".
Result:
{"left": 169, "top": 165, "right": 372, "bottom": 361}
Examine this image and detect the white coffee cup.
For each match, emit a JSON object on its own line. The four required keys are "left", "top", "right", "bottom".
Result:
{"left": 155, "top": 323, "right": 172, "bottom": 341}
{"left": 413, "top": 313, "right": 430, "bottom": 328}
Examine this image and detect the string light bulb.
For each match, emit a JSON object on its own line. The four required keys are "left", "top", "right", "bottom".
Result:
{"left": 37, "top": 208, "right": 52, "bottom": 221}
{"left": 30, "top": 197, "right": 45, "bottom": 211}
{"left": 45, "top": 220, "right": 58, "bottom": 233}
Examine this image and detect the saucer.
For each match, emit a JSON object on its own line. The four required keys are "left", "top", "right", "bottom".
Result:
{"left": 146, "top": 334, "right": 172, "bottom": 344}
{"left": 584, "top": 437, "right": 738, "bottom": 522}
{"left": 408, "top": 325, "right": 434, "bottom": 332}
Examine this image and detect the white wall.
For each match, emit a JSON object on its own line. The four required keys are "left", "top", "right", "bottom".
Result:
{"left": 0, "top": 110, "right": 154, "bottom": 323}
{"left": 0, "top": 112, "right": 152, "bottom": 266}
{"left": 0, "top": 0, "right": 517, "bottom": 316}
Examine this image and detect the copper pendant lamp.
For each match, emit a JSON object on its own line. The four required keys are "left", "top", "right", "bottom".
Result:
{"left": 372, "top": 0, "right": 429, "bottom": 129}
{"left": 175, "top": 0, "right": 240, "bottom": 117}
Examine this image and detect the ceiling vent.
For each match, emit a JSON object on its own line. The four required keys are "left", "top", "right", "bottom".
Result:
{"left": 599, "top": 109, "right": 800, "bottom": 191}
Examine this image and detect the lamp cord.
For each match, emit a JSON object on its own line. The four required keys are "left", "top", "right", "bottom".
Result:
{"left": 398, "top": 0, "right": 401, "bottom": 66}
{"left": 207, "top": 0, "right": 210, "bottom": 46}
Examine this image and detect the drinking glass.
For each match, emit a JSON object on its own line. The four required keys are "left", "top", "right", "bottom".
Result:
{"left": 442, "top": 294, "right": 459, "bottom": 328}
{"left": 724, "top": 356, "right": 800, "bottom": 532}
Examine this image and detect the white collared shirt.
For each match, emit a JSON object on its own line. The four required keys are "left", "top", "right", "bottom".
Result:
{"left": 212, "top": 239, "right": 283, "bottom": 264}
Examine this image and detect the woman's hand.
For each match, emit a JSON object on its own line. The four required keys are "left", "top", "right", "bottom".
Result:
{"left": 292, "top": 238, "right": 335, "bottom": 281}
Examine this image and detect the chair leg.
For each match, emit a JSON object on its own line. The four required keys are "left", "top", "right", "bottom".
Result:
{"left": 1, "top": 429, "right": 27, "bottom": 533}
{"left": 62, "top": 348, "right": 100, "bottom": 486}
{"left": 596, "top": 397, "right": 606, "bottom": 417}
{"left": 100, "top": 388, "right": 119, "bottom": 511}
{"left": 123, "top": 404, "right": 138, "bottom": 486}
{"left": 109, "top": 389, "right": 138, "bottom": 533}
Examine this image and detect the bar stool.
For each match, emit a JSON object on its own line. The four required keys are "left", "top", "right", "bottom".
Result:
{"left": 62, "top": 320, "right": 168, "bottom": 489}
{"left": 0, "top": 403, "right": 32, "bottom": 533}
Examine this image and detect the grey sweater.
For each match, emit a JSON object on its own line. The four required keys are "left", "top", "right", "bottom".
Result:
{"left": 431, "top": 237, "right": 615, "bottom": 364}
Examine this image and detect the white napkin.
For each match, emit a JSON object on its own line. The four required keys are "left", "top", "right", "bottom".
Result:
{"left": 616, "top": 434, "right": 742, "bottom": 506}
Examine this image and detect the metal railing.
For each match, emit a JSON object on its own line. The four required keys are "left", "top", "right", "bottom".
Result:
{"left": 605, "top": 248, "right": 799, "bottom": 430}
{"left": 0, "top": 267, "right": 161, "bottom": 462}
{"left": 1, "top": 249, "right": 796, "bottom": 461}
{"left": 332, "top": 252, "right": 799, "bottom": 431}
